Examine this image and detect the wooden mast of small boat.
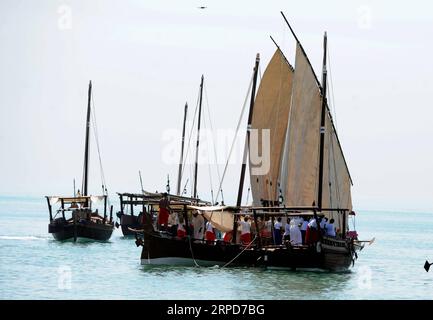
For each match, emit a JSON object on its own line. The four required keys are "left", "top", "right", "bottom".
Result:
{"left": 317, "top": 32, "right": 328, "bottom": 211}
{"left": 193, "top": 76, "right": 204, "bottom": 199}
{"left": 233, "top": 54, "right": 260, "bottom": 243}
{"left": 177, "top": 103, "right": 188, "bottom": 195}
{"left": 83, "top": 80, "right": 92, "bottom": 200}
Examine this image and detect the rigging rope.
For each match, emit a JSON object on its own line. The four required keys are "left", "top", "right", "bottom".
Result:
{"left": 327, "top": 43, "right": 339, "bottom": 133}
{"left": 222, "top": 235, "right": 257, "bottom": 268}
{"left": 203, "top": 82, "right": 223, "bottom": 202}
{"left": 180, "top": 85, "right": 200, "bottom": 196}
{"left": 90, "top": 92, "right": 108, "bottom": 196}
{"left": 327, "top": 127, "right": 333, "bottom": 209}
{"left": 201, "top": 110, "right": 215, "bottom": 203}
{"left": 215, "top": 73, "right": 254, "bottom": 202}
{"left": 330, "top": 127, "right": 342, "bottom": 229}
{"left": 204, "top": 84, "right": 221, "bottom": 188}
{"left": 187, "top": 235, "right": 201, "bottom": 267}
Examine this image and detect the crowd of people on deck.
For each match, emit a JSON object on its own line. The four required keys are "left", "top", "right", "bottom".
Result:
{"left": 154, "top": 198, "right": 338, "bottom": 247}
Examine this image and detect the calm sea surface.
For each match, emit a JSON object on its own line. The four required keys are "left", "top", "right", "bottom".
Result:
{"left": 1, "top": 196, "right": 432, "bottom": 300}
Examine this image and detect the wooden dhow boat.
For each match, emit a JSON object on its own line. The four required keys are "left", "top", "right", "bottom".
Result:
{"left": 117, "top": 76, "right": 213, "bottom": 236}
{"left": 139, "top": 205, "right": 358, "bottom": 270}
{"left": 116, "top": 191, "right": 210, "bottom": 236}
{"left": 135, "top": 13, "right": 364, "bottom": 271}
{"left": 46, "top": 81, "right": 114, "bottom": 241}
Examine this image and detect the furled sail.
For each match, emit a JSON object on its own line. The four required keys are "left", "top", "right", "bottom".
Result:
{"left": 249, "top": 49, "right": 294, "bottom": 205}
{"left": 279, "top": 43, "right": 322, "bottom": 207}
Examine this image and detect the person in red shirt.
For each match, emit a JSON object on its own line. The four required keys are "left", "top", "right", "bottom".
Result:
{"left": 223, "top": 230, "right": 233, "bottom": 243}
{"left": 205, "top": 220, "right": 216, "bottom": 244}
{"left": 176, "top": 215, "right": 187, "bottom": 239}
{"left": 305, "top": 218, "right": 320, "bottom": 245}
{"left": 239, "top": 215, "right": 252, "bottom": 245}
{"left": 157, "top": 198, "right": 170, "bottom": 231}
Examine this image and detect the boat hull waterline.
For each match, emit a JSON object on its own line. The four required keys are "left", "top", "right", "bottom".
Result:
{"left": 49, "top": 220, "right": 114, "bottom": 241}
{"left": 140, "top": 232, "right": 356, "bottom": 271}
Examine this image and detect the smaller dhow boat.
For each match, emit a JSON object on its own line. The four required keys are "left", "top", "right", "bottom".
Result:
{"left": 46, "top": 81, "right": 114, "bottom": 241}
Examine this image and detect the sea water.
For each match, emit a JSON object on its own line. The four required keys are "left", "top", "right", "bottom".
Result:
{"left": 1, "top": 196, "right": 432, "bottom": 300}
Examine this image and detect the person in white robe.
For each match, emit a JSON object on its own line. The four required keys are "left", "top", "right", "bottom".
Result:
{"left": 191, "top": 211, "right": 204, "bottom": 241}
{"left": 290, "top": 221, "right": 302, "bottom": 245}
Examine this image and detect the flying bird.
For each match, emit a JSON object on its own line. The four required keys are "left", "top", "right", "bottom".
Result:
{"left": 198, "top": 6, "right": 207, "bottom": 9}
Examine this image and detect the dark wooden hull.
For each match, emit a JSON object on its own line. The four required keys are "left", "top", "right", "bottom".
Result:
{"left": 140, "top": 232, "right": 355, "bottom": 271}
{"left": 118, "top": 214, "right": 142, "bottom": 236}
{"left": 49, "top": 220, "right": 114, "bottom": 241}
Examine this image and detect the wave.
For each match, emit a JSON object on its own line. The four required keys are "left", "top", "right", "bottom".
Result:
{"left": 0, "top": 235, "right": 48, "bottom": 241}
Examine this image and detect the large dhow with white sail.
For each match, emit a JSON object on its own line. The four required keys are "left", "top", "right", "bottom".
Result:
{"left": 46, "top": 81, "right": 114, "bottom": 241}
{"left": 135, "top": 13, "right": 364, "bottom": 271}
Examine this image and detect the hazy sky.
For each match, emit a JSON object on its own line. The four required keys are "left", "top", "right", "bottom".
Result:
{"left": 1, "top": 0, "right": 432, "bottom": 212}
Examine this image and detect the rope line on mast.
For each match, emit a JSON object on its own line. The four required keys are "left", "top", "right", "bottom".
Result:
{"left": 327, "top": 43, "right": 339, "bottom": 133}
{"left": 180, "top": 85, "right": 200, "bottom": 196}
{"left": 253, "top": 66, "right": 264, "bottom": 203}
{"left": 201, "top": 109, "right": 215, "bottom": 203}
{"left": 330, "top": 125, "right": 342, "bottom": 228}
{"left": 90, "top": 91, "right": 108, "bottom": 196}
{"left": 203, "top": 82, "right": 223, "bottom": 201}
{"left": 215, "top": 73, "right": 254, "bottom": 203}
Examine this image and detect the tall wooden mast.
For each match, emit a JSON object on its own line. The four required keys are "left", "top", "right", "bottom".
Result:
{"left": 176, "top": 103, "right": 188, "bottom": 195}
{"left": 317, "top": 32, "right": 328, "bottom": 210}
{"left": 232, "top": 54, "right": 260, "bottom": 244}
{"left": 83, "top": 80, "right": 92, "bottom": 197}
{"left": 236, "top": 54, "right": 260, "bottom": 207}
{"left": 193, "top": 76, "right": 204, "bottom": 199}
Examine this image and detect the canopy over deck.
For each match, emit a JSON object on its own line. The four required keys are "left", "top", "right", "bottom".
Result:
{"left": 117, "top": 191, "right": 211, "bottom": 207}
{"left": 45, "top": 195, "right": 106, "bottom": 206}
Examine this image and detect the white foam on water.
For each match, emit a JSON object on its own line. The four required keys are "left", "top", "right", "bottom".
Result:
{"left": 0, "top": 235, "right": 47, "bottom": 241}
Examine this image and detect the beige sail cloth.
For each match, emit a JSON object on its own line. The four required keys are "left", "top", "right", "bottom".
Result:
{"left": 188, "top": 205, "right": 234, "bottom": 233}
{"left": 280, "top": 44, "right": 322, "bottom": 208}
{"left": 278, "top": 44, "right": 353, "bottom": 233}
{"left": 249, "top": 49, "right": 293, "bottom": 205}
{"left": 321, "top": 113, "right": 353, "bottom": 230}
